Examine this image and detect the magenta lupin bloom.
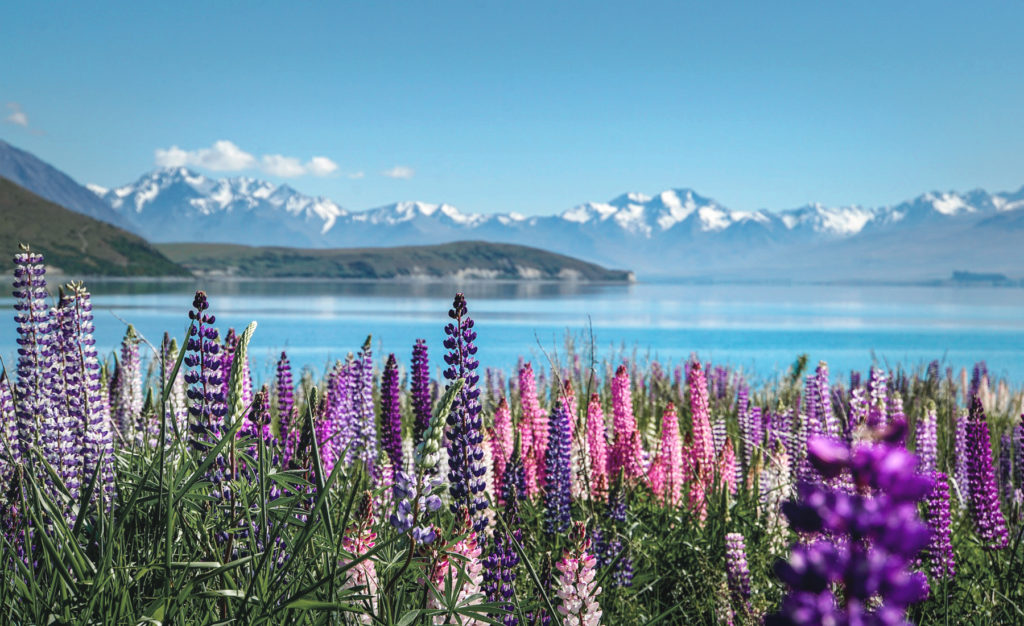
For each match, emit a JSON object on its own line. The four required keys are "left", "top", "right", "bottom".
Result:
{"left": 965, "top": 397, "right": 1009, "bottom": 549}
{"left": 688, "top": 362, "right": 715, "bottom": 485}
{"left": 12, "top": 246, "right": 52, "bottom": 468}
{"left": 725, "top": 532, "right": 752, "bottom": 606}
{"left": 491, "top": 397, "right": 514, "bottom": 503}
{"left": 519, "top": 362, "right": 548, "bottom": 491}
{"left": 585, "top": 393, "right": 610, "bottom": 501}
{"left": 923, "top": 471, "right": 955, "bottom": 580}
{"left": 411, "top": 339, "right": 432, "bottom": 445}
{"left": 380, "top": 353, "right": 402, "bottom": 469}
{"left": 610, "top": 364, "right": 645, "bottom": 482}
{"left": 656, "top": 403, "right": 684, "bottom": 506}
{"left": 915, "top": 402, "right": 938, "bottom": 475}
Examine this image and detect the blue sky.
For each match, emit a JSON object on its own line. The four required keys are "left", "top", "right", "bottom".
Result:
{"left": 3, "top": 1, "right": 1024, "bottom": 215}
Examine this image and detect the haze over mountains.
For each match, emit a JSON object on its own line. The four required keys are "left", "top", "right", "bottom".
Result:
{"left": 3, "top": 139, "right": 1022, "bottom": 281}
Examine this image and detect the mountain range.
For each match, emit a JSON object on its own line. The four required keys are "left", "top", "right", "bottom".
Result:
{"left": 3, "top": 139, "right": 1022, "bottom": 281}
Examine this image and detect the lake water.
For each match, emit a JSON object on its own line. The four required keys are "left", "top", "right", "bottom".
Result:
{"left": 2, "top": 279, "right": 1023, "bottom": 386}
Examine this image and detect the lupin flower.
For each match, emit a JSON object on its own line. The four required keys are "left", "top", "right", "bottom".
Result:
{"left": 964, "top": 396, "right": 1009, "bottom": 549}
{"left": 161, "top": 333, "right": 188, "bottom": 441}
{"left": 0, "top": 373, "right": 19, "bottom": 478}
{"left": 12, "top": 246, "right": 51, "bottom": 467}
{"left": 915, "top": 401, "right": 938, "bottom": 475}
{"left": 111, "top": 325, "right": 142, "bottom": 442}
{"left": 866, "top": 367, "right": 888, "bottom": 428}
{"left": 725, "top": 532, "right": 752, "bottom": 609}
{"left": 953, "top": 411, "right": 969, "bottom": 507}
{"left": 554, "top": 522, "right": 603, "bottom": 626}
{"left": 585, "top": 393, "right": 610, "bottom": 501}
{"left": 483, "top": 482, "right": 522, "bottom": 626}
{"left": 340, "top": 491, "right": 379, "bottom": 624}
{"left": 610, "top": 364, "right": 645, "bottom": 482}
{"left": 411, "top": 339, "right": 432, "bottom": 445}
{"left": 346, "top": 336, "right": 379, "bottom": 479}
{"left": 500, "top": 438, "right": 528, "bottom": 506}
{"left": 718, "top": 438, "right": 738, "bottom": 495}
{"left": 922, "top": 471, "right": 955, "bottom": 580}
{"left": 519, "top": 363, "right": 547, "bottom": 492}
{"left": 688, "top": 362, "right": 715, "bottom": 483}
{"left": 380, "top": 354, "right": 402, "bottom": 469}
{"left": 183, "top": 291, "right": 227, "bottom": 449}
{"left": 768, "top": 426, "right": 933, "bottom": 625}
{"left": 388, "top": 470, "right": 441, "bottom": 544}
{"left": 443, "top": 293, "right": 488, "bottom": 532}
{"left": 544, "top": 404, "right": 573, "bottom": 535}
{"left": 654, "top": 403, "right": 684, "bottom": 506}
{"left": 491, "top": 398, "right": 513, "bottom": 503}
{"left": 427, "top": 516, "right": 485, "bottom": 625}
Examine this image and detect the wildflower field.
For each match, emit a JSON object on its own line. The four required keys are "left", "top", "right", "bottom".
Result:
{"left": 2, "top": 246, "right": 1024, "bottom": 625}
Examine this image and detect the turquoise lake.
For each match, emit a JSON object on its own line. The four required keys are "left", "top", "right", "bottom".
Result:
{"left": 2, "top": 279, "right": 1023, "bottom": 386}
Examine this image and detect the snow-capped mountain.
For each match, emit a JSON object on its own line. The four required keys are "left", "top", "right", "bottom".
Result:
{"left": 86, "top": 166, "right": 1024, "bottom": 280}
{"left": 91, "top": 167, "right": 347, "bottom": 246}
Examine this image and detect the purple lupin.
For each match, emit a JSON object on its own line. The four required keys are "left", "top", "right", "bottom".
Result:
{"left": 411, "top": 339, "right": 432, "bottom": 446}
{"left": 442, "top": 293, "right": 488, "bottom": 532}
{"left": 380, "top": 353, "right": 402, "bottom": 469}
{"left": 965, "top": 396, "right": 1009, "bottom": 549}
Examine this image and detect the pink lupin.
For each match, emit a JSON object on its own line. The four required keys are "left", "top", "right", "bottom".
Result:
{"left": 491, "top": 397, "right": 514, "bottom": 503}
{"left": 688, "top": 362, "right": 715, "bottom": 484}
{"left": 519, "top": 363, "right": 549, "bottom": 489}
{"left": 718, "top": 436, "right": 738, "bottom": 495}
{"left": 610, "top": 364, "right": 645, "bottom": 481}
{"left": 658, "top": 402, "right": 685, "bottom": 506}
{"left": 585, "top": 393, "right": 610, "bottom": 501}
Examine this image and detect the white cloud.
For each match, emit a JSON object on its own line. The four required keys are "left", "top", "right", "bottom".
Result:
{"left": 155, "top": 140, "right": 257, "bottom": 171}
{"left": 5, "top": 102, "right": 29, "bottom": 127}
{"left": 261, "top": 154, "right": 306, "bottom": 177}
{"left": 306, "top": 156, "right": 339, "bottom": 176}
{"left": 383, "top": 165, "right": 415, "bottom": 180}
{"left": 154, "top": 141, "right": 342, "bottom": 177}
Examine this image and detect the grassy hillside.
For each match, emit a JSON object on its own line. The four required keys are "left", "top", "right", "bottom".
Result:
{"left": 156, "top": 240, "right": 634, "bottom": 281}
{"left": 0, "top": 177, "right": 189, "bottom": 276}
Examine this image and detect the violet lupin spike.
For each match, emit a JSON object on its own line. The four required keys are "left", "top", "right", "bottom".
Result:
{"left": 923, "top": 471, "right": 956, "bottom": 580}
{"left": 111, "top": 325, "right": 142, "bottom": 442}
{"left": 725, "top": 532, "right": 753, "bottom": 609}
{"left": 380, "top": 353, "right": 402, "bottom": 469}
{"left": 442, "top": 293, "right": 488, "bottom": 532}
{"left": 953, "top": 410, "right": 969, "bottom": 508}
{"left": 411, "top": 339, "right": 432, "bottom": 446}
{"left": 346, "top": 336, "right": 378, "bottom": 479}
{"left": 965, "top": 396, "right": 1009, "bottom": 549}
{"left": 183, "top": 291, "right": 227, "bottom": 450}
{"left": 12, "top": 245, "right": 51, "bottom": 468}
{"left": 0, "top": 372, "right": 19, "bottom": 475}
{"left": 65, "top": 282, "right": 116, "bottom": 509}
{"left": 543, "top": 404, "right": 573, "bottom": 535}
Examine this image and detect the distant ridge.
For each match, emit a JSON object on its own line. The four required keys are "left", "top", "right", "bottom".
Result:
{"left": 0, "top": 177, "right": 188, "bottom": 277}
{"left": 0, "top": 139, "right": 139, "bottom": 232}
{"left": 155, "top": 241, "right": 634, "bottom": 282}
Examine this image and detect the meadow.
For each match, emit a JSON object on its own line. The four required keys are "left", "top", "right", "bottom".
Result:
{"left": 1, "top": 245, "right": 1023, "bottom": 625}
